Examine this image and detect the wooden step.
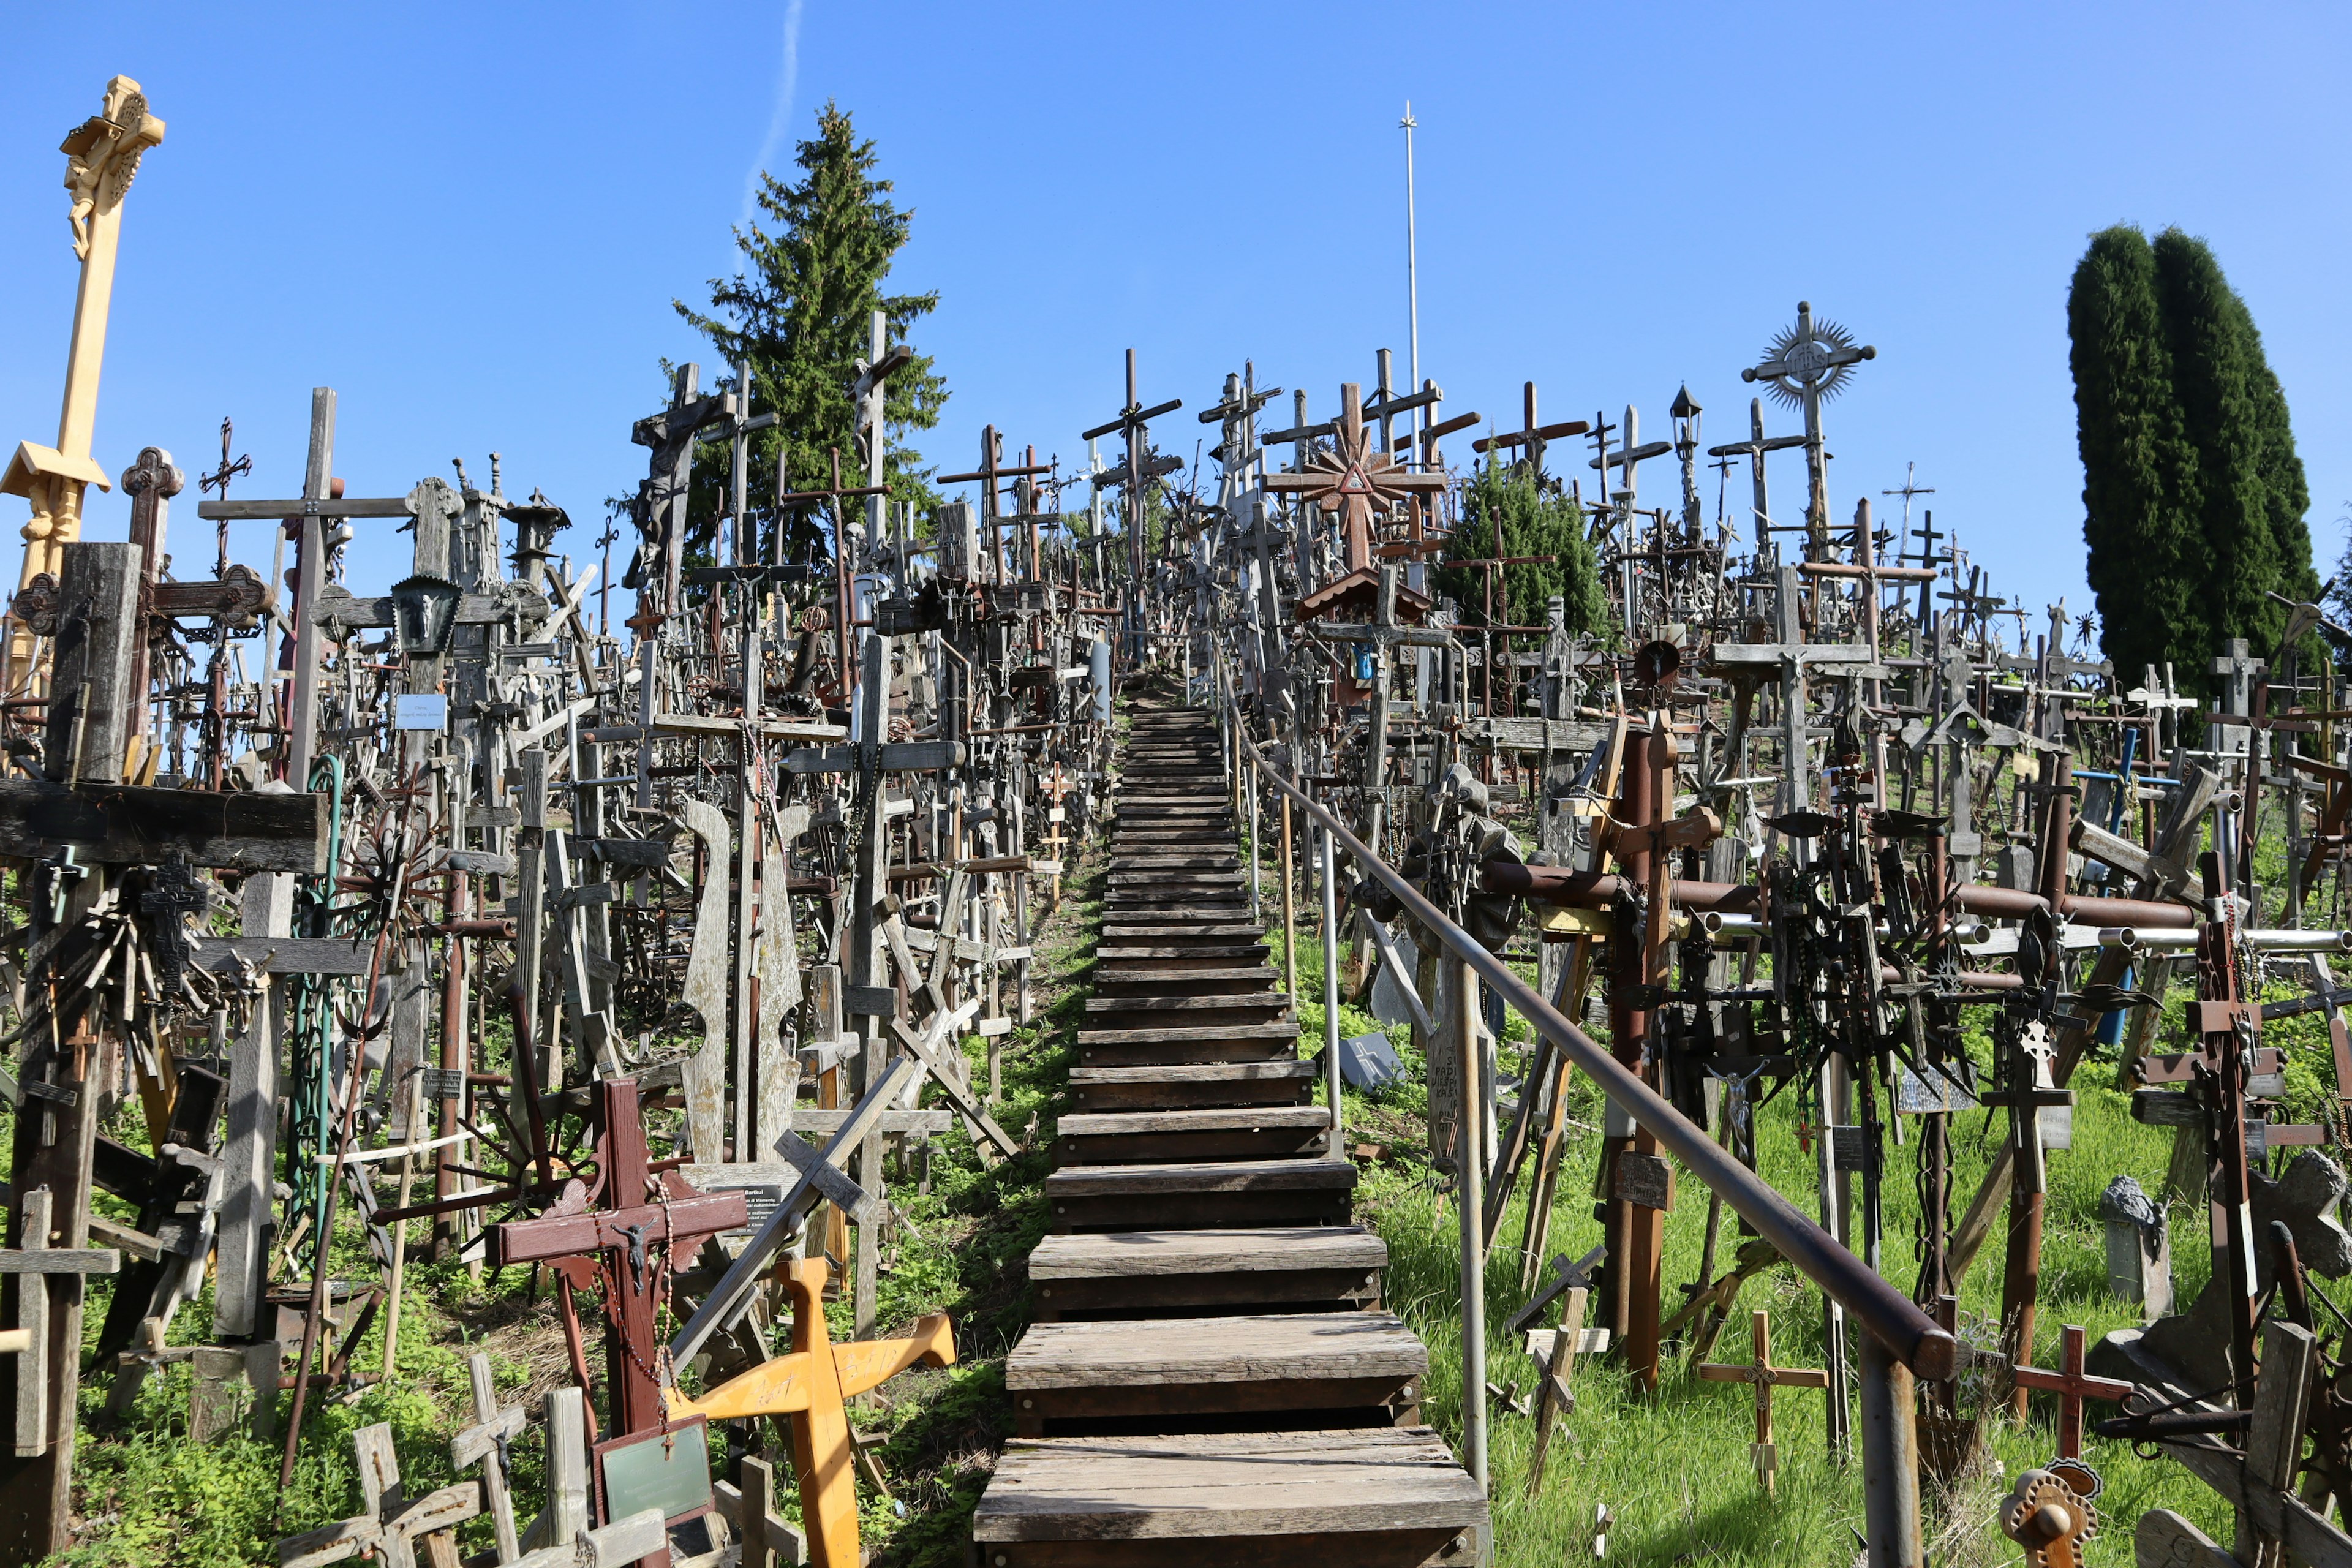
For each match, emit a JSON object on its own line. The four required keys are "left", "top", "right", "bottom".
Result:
{"left": 1099, "top": 924, "right": 1267, "bottom": 947}
{"left": 1093, "top": 966, "right": 1280, "bottom": 996}
{"left": 1045, "top": 1157, "right": 1357, "bottom": 1232}
{"left": 1031, "top": 1226, "right": 1385, "bottom": 1317}
{"left": 1075, "top": 1022, "right": 1299, "bottom": 1067}
{"left": 1095, "top": 945, "right": 1272, "bottom": 971}
{"left": 1069, "top": 1059, "right": 1316, "bottom": 1112}
{"left": 1054, "top": 1106, "right": 1331, "bottom": 1165}
{"left": 973, "top": 1427, "right": 1486, "bottom": 1568}
{"left": 1005, "top": 1311, "right": 1424, "bottom": 1434}
{"left": 1085, "top": 995, "right": 1287, "bottom": 1030}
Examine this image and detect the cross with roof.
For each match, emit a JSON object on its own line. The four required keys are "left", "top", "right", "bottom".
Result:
{"left": 1262, "top": 383, "right": 1447, "bottom": 574}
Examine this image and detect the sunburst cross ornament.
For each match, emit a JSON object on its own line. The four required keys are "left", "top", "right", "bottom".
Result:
{"left": 1263, "top": 382, "right": 1447, "bottom": 573}
{"left": 1740, "top": 302, "right": 1874, "bottom": 550}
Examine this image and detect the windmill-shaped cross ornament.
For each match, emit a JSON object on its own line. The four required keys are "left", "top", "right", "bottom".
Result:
{"left": 1741, "top": 302, "right": 1874, "bottom": 554}
{"left": 1263, "top": 382, "right": 1447, "bottom": 574}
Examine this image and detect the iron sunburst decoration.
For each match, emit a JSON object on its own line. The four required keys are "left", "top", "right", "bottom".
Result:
{"left": 1744, "top": 302, "right": 1874, "bottom": 409}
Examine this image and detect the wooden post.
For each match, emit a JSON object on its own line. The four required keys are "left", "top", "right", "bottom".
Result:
{"left": 0, "top": 541, "right": 139, "bottom": 1564}
{"left": 1454, "top": 951, "right": 1486, "bottom": 1492}
{"left": 1280, "top": 793, "right": 1298, "bottom": 1012}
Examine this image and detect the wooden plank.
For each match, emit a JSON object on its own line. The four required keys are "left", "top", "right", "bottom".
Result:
{"left": 1056, "top": 1108, "right": 1331, "bottom": 1139}
{"left": 971, "top": 1427, "right": 1486, "bottom": 1541}
{"left": 1030, "top": 1227, "right": 1385, "bottom": 1279}
{"left": 1007, "top": 1313, "right": 1422, "bottom": 1389}
{"left": 1043, "top": 1159, "right": 1356, "bottom": 1197}
{"left": 0, "top": 778, "right": 329, "bottom": 873}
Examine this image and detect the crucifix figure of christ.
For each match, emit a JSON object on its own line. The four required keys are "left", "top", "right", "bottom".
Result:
{"left": 1081, "top": 349, "right": 1182, "bottom": 655}
{"left": 1263, "top": 383, "right": 1447, "bottom": 579}
{"left": 486, "top": 1078, "right": 749, "bottom": 1440}
{"left": 671, "top": 1254, "right": 954, "bottom": 1568}
{"left": 4, "top": 77, "right": 166, "bottom": 687}
{"left": 1740, "top": 301, "right": 1875, "bottom": 557}
{"left": 1695, "top": 1309, "right": 1830, "bottom": 1494}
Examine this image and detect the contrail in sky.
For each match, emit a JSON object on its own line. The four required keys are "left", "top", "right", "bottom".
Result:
{"left": 737, "top": 0, "right": 807, "bottom": 254}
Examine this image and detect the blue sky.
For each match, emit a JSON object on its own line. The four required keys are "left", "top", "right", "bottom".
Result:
{"left": 2, "top": 2, "right": 2348, "bottom": 631}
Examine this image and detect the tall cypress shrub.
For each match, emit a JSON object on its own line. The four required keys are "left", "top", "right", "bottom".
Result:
{"left": 2069, "top": 226, "right": 2205, "bottom": 685}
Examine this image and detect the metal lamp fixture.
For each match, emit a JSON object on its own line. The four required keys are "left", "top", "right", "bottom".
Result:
{"left": 387, "top": 573, "right": 462, "bottom": 657}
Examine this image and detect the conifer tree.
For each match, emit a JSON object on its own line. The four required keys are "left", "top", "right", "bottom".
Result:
{"left": 676, "top": 100, "right": 947, "bottom": 560}
{"left": 1433, "top": 463, "right": 1609, "bottom": 639}
{"left": 2070, "top": 226, "right": 2204, "bottom": 685}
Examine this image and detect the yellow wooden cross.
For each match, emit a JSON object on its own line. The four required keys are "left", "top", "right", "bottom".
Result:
{"left": 669, "top": 1254, "right": 954, "bottom": 1568}
{"left": 1695, "top": 1308, "right": 1829, "bottom": 1492}
{"left": 5, "top": 77, "right": 165, "bottom": 681}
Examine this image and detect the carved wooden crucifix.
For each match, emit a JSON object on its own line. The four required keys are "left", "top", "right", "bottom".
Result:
{"left": 486, "top": 1077, "right": 748, "bottom": 1438}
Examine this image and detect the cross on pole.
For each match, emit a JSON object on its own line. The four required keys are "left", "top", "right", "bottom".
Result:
{"left": 198, "top": 416, "right": 251, "bottom": 577}
{"left": 4, "top": 77, "right": 167, "bottom": 687}
{"left": 1695, "top": 1308, "right": 1830, "bottom": 1493}
{"left": 1706, "top": 398, "right": 1807, "bottom": 557}
{"left": 1741, "top": 301, "right": 1875, "bottom": 556}
{"left": 1081, "top": 350, "right": 1182, "bottom": 652}
{"left": 1262, "top": 383, "right": 1446, "bottom": 575}
{"left": 1471, "top": 382, "right": 1588, "bottom": 478}
{"left": 1590, "top": 403, "right": 1673, "bottom": 627}
{"left": 485, "top": 1078, "right": 749, "bottom": 1439}
{"left": 2008, "top": 1323, "right": 2130, "bottom": 1460}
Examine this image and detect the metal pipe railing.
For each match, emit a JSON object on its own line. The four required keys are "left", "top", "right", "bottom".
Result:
{"left": 1239, "top": 733, "right": 1956, "bottom": 1382}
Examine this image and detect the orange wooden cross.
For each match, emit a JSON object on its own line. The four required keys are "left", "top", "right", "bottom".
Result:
{"left": 1696, "top": 1309, "right": 1829, "bottom": 1491}
{"left": 2010, "top": 1324, "right": 2132, "bottom": 1460}
{"left": 669, "top": 1255, "right": 954, "bottom": 1568}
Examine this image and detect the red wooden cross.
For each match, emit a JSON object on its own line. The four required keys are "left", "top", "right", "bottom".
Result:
{"left": 488, "top": 1078, "right": 747, "bottom": 1436}
{"left": 2011, "top": 1323, "right": 2132, "bottom": 1459}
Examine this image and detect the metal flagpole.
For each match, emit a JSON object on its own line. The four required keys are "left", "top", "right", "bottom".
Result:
{"left": 1400, "top": 102, "right": 1423, "bottom": 456}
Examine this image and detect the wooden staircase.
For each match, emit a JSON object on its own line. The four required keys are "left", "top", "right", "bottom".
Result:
{"left": 972, "top": 702, "right": 1488, "bottom": 1567}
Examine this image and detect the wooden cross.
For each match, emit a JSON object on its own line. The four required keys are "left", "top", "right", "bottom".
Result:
{"left": 275, "top": 1422, "right": 481, "bottom": 1568}
{"left": 2010, "top": 1324, "right": 2131, "bottom": 1461}
{"left": 670, "top": 1254, "right": 954, "bottom": 1568}
{"left": 1262, "top": 383, "right": 1446, "bottom": 573}
{"left": 1081, "top": 349, "right": 1183, "bottom": 601}
{"left": 451, "top": 1351, "right": 525, "bottom": 1564}
{"left": 1470, "top": 381, "right": 1588, "bottom": 478}
{"left": 1523, "top": 1283, "right": 1608, "bottom": 1496}
{"left": 1696, "top": 1310, "right": 1830, "bottom": 1492}
{"left": 485, "top": 1077, "right": 748, "bottom": 1438}
{"left": 4, "top": 77, "right": 166, "bottom": 680}
{"left": 1740, "top": 300, "right": 1875, "bottom": 546}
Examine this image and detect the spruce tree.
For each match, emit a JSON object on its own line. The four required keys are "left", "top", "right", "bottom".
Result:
{"left": 1433, "top": 463, "right": 1609, "bottom": 638}
{"left": 2069, "top": 225, "right": 2206, "bottom": 687}
{"left": 676, "top": 100, "right": 947, "bottom": 561}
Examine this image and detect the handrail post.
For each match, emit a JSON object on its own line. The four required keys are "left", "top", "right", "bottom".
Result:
{"left": 1320, "top": 826, "right": 1342, "bottom": 1144}
{"left": 1858, "top": 1327, "right": 1923, "bottom": 1567}
{"left": 1248, "top": 764, "right": 1261, "bottom": 923}
{"left": 1454, "top": 952, "right": 1487, "bottom": 1493}
{"left": 1280, "top": 793, "right": 1298, "bottom": 1013}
